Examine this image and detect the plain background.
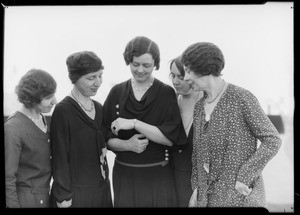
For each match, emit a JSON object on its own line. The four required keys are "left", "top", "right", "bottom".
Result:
{"left": 3, "top": 3, "right": 294, "bottom": 212}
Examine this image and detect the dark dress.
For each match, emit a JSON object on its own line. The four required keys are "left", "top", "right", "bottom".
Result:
{"left": 170, "top": 125, "right": 193, "bottom": 207}
{"left": 50, "top": 96, "right": 112, "bottom": 208}
{"left": 5, "top": 111, "right": 51, "bottom": 208}
{"left": 103, "top": 78, "right": 187, "bottom": 207}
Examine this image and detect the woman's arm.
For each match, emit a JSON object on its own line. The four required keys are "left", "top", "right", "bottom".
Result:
{"left": 5, "top": 123, "right": 21, "bottom": 208}
{"left": 111, "top": 118, "right": 173, "bottom": 146}
{"left": 107, "top": 133, "right": 149, "bottom": 153}
{"left": 236, "top": 90, "right": 282, "bottom": 187}
{"left": 50, "top": 106, "right": 73, "bottom": 206}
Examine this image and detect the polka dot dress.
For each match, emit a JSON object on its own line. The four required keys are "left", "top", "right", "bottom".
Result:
{"left": 191, "top": 83, "right": 282, "bottom": 207}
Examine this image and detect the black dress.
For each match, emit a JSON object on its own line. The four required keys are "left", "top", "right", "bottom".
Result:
{"left": 50, "top": 96, "right": 113, "bottom": 208}
{"left": 103, "top": 78, "right": 187, "bottom": 207}
{"left": 170, "top": 125, "right": 193, "bottom": 207}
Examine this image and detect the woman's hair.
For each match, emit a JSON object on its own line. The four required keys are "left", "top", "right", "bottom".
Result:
{"left": 123, "top": 36, "right": 160, "bottom": 70}
{"left": 15, "top": 68, "right": 57, "bottom": 108}
{"left": 181, "top": 42, "right": 225, "bottom": 77}
{"left": 169, "top": 55, "right": 185, "bottom": 76}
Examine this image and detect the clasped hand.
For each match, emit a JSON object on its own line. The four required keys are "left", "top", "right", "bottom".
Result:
{"left": 128, "top": 134, "right": 149, "bottom": 153}
{"left": 56, "top": 199, "right": 72, "bottom": 208}
{"left": 235, "top": 180, "right": 252, "bottom": 196}
{"left": 111, "top": 117, "right": 134, "bottom": 136}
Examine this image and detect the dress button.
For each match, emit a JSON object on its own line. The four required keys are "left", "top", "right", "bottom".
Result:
{"left": 165, "top": 157, "right": 169, "bottom": 161}
{"left": 116, "top": 111, "right": 119, "bottom": 115}
{"left": 165, "top": 153, "right": 169, "bottom": 157}
{"left": 50, "top": 156, "right": 52, "bottom": 159}
{"left": 116, "top": 104, "right": 119, "bottom": 109}
{"left": 47, "top": 139, "right": 50, "bottom": 143}
{"left": 165, "top": 149, "right": 168, "bottom": 153}
{"left": 40, "top": 200, "right": 43, "bottom": 204}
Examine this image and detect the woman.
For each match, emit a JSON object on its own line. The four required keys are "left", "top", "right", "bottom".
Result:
{"left": 103, "top": 36, "right": 187, "bottom": 207}
{"left": 169, "top": 55, "right": 202, "bottom": 207}
{"left": 181, "top": 42, "right": 282, "bottom": 207}
{"left": 50, "top": 51, "right": 112, "bottom": 208}
{"left": 5, "top": 69, "right": 57, "bottom": 208}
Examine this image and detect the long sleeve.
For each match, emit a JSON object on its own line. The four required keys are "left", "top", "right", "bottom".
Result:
{"left": 102, "top": 85, "right": 118, "bottom": 143}
{"left": 237, "top": 90, "right": 282, "bottom": 186}
{"left": 5, "top": 123, "right": 22, "bottom": 208}
{"left": 50, "top": 106, "right": 73, "bottom": 202}
{"left": 156, "top": 87, "right": 187, "bottom": 147}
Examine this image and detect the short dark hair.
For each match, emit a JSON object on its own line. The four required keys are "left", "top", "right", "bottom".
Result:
{"left": 170, "top": 55, "right": 185, "bottom": 77}
{"left": 181, "top": 42, "right": 225, "bottom": 77}
{"left": 123, "top": 36, "right": 160, "bottom": 70}
{"left": 15, "top": 69, "right": 57, "bottom": 108}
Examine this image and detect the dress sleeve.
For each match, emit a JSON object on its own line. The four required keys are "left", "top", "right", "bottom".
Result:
{"left": 5, "top": 122, "right": 21, "bottom": 208}
{"left": 156, "top": 87, "right": 188, "bottom": 147}
{"left": 103, "top": 86, "right": 118, "bottom": 143}
{"left": 237, "top": 90, "right": 282, "bottom": 186}
{"left": 50, "top": 106, "right": 73, "bottom": 202}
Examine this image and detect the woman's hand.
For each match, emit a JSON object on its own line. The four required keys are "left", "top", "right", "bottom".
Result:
{"left": 111, "top": 117, "right": 134, "bottom": 136}
{"left": 235, "top": 181, "right": 252, "bottom": 196}
{"left": 56, "top": 199, "right": 72, "bottom": 208}
{"left": 128, "top": 133, "right": 149, "bottom": 153}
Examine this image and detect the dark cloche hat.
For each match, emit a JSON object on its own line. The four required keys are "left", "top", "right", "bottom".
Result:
{"left": 66, "top": 51, "right": 104, "bottom": 83}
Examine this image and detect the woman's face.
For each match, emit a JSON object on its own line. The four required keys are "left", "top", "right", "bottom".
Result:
{"left": 36, "top": 93, "right": 57, "bottom": 113}
{"left": 170, "top": 62, "right": 192, "bottom": 95}
{"left": 130, "top": 53, "right": 155, "bottom": 83}
{"left": 75, "top": 69, "right": 103, "bottom": 97}
{"left": 183, "top": 65, "right": 207, "bottom": 90}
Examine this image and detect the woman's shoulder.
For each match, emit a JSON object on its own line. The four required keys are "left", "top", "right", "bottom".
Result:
{"left": 228, "top": 84, "right": 258, "bottom": 107}
{"left": 5, "top": 112, "right": 29, "bottom": 135}
{"left": 93, "top": 100, "right": 103, "bottom": 110}
{"left": 154, "top": 78, "right": 175, "bottom": 94}
{"left": 112, "top": 80, "right": 130, "bottom": 90}
{"left": 53, "top": 96, "right": 74, "bottom": 113}
{"left": 227, "top": 83, "right": 256, "bottom": 100}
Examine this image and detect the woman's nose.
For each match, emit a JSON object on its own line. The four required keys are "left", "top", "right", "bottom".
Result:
{"left": 137, "top": 65, "right": 144, "bottom": 73}
{"left": 184, "top": 72, "right": 190, "bottom": 81}
{"left": 51, "top": 96, "right": 58, "bottom": 105}
{"left": 94, "top": 77, "right": 102, "bottom": 87}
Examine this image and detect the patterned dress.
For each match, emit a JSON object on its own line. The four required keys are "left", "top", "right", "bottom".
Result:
{"left": 191, "top": 83, "right": 282, "bottom": 207}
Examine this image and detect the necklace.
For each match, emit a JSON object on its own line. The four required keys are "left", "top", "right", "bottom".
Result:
{"left": 71, "top": 90, "right": 94, "bottom": 112}
{"left": 206, "top": 80, "right": 225, "bottom": 104}
{"left": 131, "top": 77, "right": 154, "bottom": 92}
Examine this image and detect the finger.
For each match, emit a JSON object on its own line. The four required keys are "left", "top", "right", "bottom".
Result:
{"left": 245, "top": 188, "right": 252, "bottom": 195}
{"left": 112, "top": 129, "right": 118, "bottom": 136}
{"left": 135, "top": 133, "right": 146, "bottom": 139}
{"left": 140, "top": 138, "right": 149, "bottom": 144}
{"left": 111, "top": 124, "right": 116, "bottom": 131}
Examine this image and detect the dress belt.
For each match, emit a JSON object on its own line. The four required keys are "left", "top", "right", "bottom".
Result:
{"left": 115, "top": 159, "right": 168, "bottom": 167}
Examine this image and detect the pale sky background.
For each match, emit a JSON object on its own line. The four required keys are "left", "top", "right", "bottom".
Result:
{"left": 3, "top": 3, "right": 294, "bottom": 212}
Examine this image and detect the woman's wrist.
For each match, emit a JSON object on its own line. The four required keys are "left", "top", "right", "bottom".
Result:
{"left": 133, "top": 118, "right": 137, "bottom": 129}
